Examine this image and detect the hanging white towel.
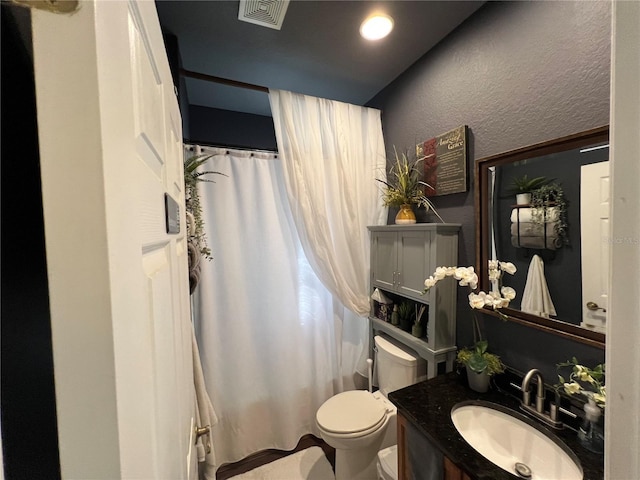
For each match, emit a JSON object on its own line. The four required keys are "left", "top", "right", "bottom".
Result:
{"left": 192, "top": 323, "right": 219, "bottom": 480}
{"left": 521, "top": 255, "right": 557, "bottom": 318}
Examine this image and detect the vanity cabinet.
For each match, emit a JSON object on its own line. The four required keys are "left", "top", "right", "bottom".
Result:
{"left": 369, "top": 224, "right": 460, "bottom": 377}
{"left": 443, "top": 458, "right": 472, "bottom": 480}
{"left": 398, "top": 411, "right": 469, "bottom": 480}
{"left": 391, "top": 374, "right": 605, "bottom": 480}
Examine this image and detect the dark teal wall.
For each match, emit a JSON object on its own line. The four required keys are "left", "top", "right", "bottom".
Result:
{"left": 162, "top": 31, "right": 191, "bottom": 140}
{"left": 368, "top": 1, "right": 610, "bottom": 379}
{"left": 188, "top": 105, "right": 277, "bottom": 151}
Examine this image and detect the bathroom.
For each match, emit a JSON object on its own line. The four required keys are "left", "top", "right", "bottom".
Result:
{"left": 1, "top": 1, "right": 638, "bottom": 479}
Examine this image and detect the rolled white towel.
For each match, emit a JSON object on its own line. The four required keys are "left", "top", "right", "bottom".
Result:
{"left": 510, "top": 207, "right": 559, "bottom": 223}
{"left": 512, "top": 235, "right": 562, "bottom": 250}
{"left": 510, "top": 221, "right": 558, "bottom": 237}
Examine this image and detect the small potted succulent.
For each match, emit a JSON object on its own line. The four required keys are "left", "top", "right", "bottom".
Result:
{"left": 397, "top": 301, "right": 414, "bottom": 332}
{"left": 456, "top": 340, "right": 505, "bottom": 392}
{"left": 508, "top": 174, "right": 549, "bottom": 205}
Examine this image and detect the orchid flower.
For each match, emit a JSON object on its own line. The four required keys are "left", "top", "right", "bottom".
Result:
{"left": 423, "top": 260, "right": 517, "bottom": 343}
{"left": 423, "top": 260, "right": 517, "bottom": 314}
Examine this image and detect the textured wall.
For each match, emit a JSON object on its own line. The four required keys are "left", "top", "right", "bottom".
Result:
{"left": 368, "top": 1, "right": 611, "bottom": 376}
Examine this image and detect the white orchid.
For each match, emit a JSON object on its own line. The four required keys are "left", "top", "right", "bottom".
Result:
{"left": 424, "top": 261, "right": 516, "bottom": 373}
{"left": 424, "top": 260, "right": 517, "bottom": 317}
{"left": 434, "top": 266, "right": 450, "bottom": 280}
{"left": 499, "top": 261, "right": 517, "bottom": 275}
{"left": 501, "top": 286, "right": 516, "bottom": 300}
{"left": 468, "top": 292, "right": 487, "bottom": 309}
{"left": 424, "top": 276, "right": 437, "bottom": 289}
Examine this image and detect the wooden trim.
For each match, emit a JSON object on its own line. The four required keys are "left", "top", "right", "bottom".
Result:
{"left": 443, "top": 456, "right": 472, "bottom": 480}
{"left": 397, "top": 412, "right": 410, "bottom": 480}
{"left": 180, "top": 68, "right": 269, "bottom": 93}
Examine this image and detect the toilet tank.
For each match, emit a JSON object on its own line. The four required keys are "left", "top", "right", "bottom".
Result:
{"left": 374, "top": 334, "right": 426, "bottom": 397}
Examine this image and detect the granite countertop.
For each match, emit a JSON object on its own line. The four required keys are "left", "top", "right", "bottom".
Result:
{"left": 389, "top": 372, "right": 604, "bottom": 480}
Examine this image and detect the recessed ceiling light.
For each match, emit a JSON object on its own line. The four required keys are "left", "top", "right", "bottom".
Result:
{"left": 360, "top": 14, "right": 394, "bottom": 41}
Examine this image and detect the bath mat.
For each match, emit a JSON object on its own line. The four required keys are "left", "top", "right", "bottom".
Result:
{"left": 227, "top": 446, "right": 335, "bottom": 480}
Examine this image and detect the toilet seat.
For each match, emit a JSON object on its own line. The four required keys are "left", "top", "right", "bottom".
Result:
{"left": 316, "top": 390, "right": 387, "bottom": 436}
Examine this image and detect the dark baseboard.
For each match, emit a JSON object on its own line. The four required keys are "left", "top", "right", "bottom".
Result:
{"left": 215, "top": 434, "right": 335, "bottom": 480}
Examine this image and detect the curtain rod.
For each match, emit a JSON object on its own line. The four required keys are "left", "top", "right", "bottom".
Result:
{"left": 185, "top": 142, "right": 278, "bottom": 155}
{"left": 180, "top": 68, "right": 269, "bottom": 93}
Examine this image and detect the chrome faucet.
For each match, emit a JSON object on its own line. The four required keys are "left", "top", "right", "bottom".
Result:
{"left": 520, "top": 368, "right": 564, "bottom": 429}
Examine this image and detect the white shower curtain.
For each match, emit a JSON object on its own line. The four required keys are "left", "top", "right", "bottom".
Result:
{"left": 193, "top": 147, "right": 370, "bottom": 467}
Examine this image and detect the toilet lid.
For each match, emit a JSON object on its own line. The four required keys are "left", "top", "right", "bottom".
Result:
{"left": 316, "top": 391, "right": 386, "bottom": 434}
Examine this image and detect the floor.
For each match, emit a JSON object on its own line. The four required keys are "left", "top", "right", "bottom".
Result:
{"left": 216, "top": 435, "right": 335, "bottom": 480}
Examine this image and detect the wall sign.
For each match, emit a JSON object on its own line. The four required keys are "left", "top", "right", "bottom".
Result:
{"left": 417, "top": 125, "right": 468, "bottom": 196}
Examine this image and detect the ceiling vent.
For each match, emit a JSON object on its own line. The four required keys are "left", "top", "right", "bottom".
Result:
{"left": 238, "top": 0, "right": 290, "bottom": 30}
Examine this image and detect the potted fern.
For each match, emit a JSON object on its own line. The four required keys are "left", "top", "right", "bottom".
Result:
{"left": 184, "top": 154, "right": 226, "bottom": 260}
{"left": 184, "top": 153, "right": 226, "bottom": 293}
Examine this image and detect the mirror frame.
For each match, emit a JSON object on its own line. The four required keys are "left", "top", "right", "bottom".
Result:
{"left": 474, "top": 126, "right": 609, "bottom": 349}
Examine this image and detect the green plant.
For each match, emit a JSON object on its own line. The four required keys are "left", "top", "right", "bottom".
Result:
{"left": 556, "top": 358, "right": 606, "bottom": 407}
{"left": 184, "top": 154, "right": 227, "bottom": 259}
{"left": 508, "top": 174, "right": 550, "bottom": 195}
{"left": 376, "top": 147, "right": 444, "bottom": 222}
{"left": 424, "top": 262, "right": 515, "bottom": 378}
{"left": 530, "top": 182, "right": 569, "bottom": 245}
{"left": 456, "top": 340, "right": 505, "bottom": 376}
{"left": 397, "top": 301, "right": 413, "bottom": 323}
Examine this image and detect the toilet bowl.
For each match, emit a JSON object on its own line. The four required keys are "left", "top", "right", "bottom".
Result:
{"left": 377, "top": 445, "right": 398, "bottom": 480}
{"left": 316, "top": 390, "right": 396, "bottom": 480}
{"left": 316, "top": 334, "right": 424, "bottom": 480}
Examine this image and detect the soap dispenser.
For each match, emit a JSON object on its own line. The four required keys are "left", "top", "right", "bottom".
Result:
{"left": 578, "top": 397, "right": 604, "bottom": 453}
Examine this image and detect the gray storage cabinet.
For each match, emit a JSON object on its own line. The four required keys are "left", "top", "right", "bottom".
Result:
{"left": 368, "top": 224, "right": 461, "bottom": 378}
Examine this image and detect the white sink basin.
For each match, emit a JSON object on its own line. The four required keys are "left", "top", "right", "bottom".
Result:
{"left": 451, "top": 401, "right": 583, "bottom": 480}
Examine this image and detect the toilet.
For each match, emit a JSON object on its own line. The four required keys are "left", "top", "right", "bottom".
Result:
{"left": 316, "top": 334, "right": 426, "bottom": 480}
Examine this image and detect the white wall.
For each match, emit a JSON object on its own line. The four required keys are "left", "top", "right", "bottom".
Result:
{"left": 606, "top": 1, "right": 640, "bottom": 478}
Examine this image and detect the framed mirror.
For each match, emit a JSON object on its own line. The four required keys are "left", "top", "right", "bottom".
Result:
{"left": 475, "top": 126, "right": 609, "bottom": 349}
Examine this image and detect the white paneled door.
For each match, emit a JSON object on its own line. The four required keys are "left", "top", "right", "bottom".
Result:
{"left": 580, "top": 161, "right": 610, "bottom": 334}
{"left": 32, "top": 1, "right": 195, "bottom": 478}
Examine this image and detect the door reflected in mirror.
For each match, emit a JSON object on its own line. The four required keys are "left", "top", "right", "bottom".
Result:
{"left": 475, "top": 126, "right": 608, "bottom": 348}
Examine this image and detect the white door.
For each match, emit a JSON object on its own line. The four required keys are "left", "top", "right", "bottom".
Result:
{"left": 32, "top": 1, "right": 196, "bottom": 478}
{"left": 580, "top": 161, "right": 610, "bottom": 334}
